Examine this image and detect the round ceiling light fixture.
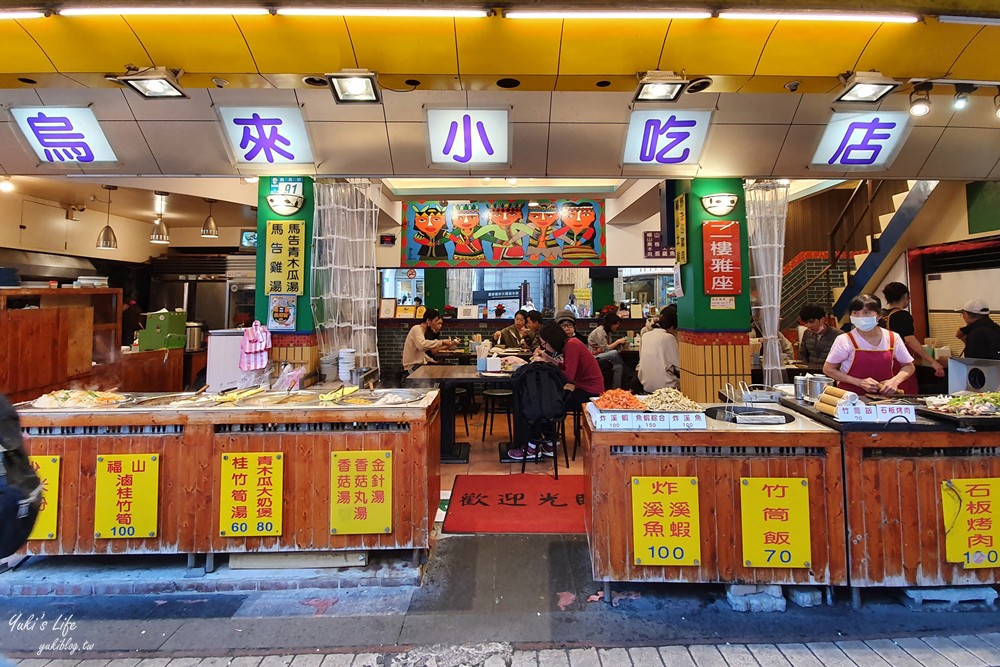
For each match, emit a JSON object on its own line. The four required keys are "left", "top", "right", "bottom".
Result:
{"left": 0, "top": 176, "right": 14, "bottom": 193}
{"left": 909, "top": 82, "right": 933, "bottom": 117}
{"left": 496, "top": 78, "right": 521, "bottom": 89}
{"left": 302, "top": 75, "right": 328, "bottom": 87}
{"left": 685, "top": 76, "right": 714, "bottom": 93}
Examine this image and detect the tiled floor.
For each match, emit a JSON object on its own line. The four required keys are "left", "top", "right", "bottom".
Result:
{"left": 440, "top": 405, "right": 586, "bottom": 493}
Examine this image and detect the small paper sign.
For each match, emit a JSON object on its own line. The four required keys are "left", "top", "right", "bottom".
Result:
{"left": 740, "top": 477, "right": 811, "bottom": 568}
{"left": 632, "top": 476, "right": 701, "bottom": 566}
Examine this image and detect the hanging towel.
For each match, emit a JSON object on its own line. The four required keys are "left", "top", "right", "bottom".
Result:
{"left": 239, "top": 321, "right": 272, "bottom": 371}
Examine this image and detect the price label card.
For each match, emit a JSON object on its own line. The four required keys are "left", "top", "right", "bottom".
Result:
{"left": 632, "top": 476, "right": 701, "bottom": 566}
{"left": 740, "top": 477, "right": 812, "bottom": 569}
{"left": 220, "top": 453, "right": 283, "bottom": 537}
{"left": 95, "top": 454, "right": 159, "bottom": 539}
{"left": 942, "top": 478, "right": 1000, "bottom": 569}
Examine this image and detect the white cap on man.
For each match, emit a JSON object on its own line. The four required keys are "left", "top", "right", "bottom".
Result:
{"left": 957, "top": 299, "right": 990, "bottom": 315}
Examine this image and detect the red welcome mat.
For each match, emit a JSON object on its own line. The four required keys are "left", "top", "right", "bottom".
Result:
{"left": 443, "top": 474, "right": 586, "bottom": 534}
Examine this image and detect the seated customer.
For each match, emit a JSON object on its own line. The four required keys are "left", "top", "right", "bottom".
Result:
{"left": 523, "top": 310, "right": 543, "bottom": 351}
{"left": 798, "top": 304, "right": 841, "bottom": 364}
{"left": 494, "top": 309, "right": 529, "bottom": 348}
{"left": 555, "top": 309, "right": 589, "bottom": 346}
{"left": 401, "top": 308, "right": 457, "bottom": 373}
{"left": 638, "top": 310, "right": 680, "bottom": 392}
{"left": 588, "top": 313, "right": 628, "bottom": 389}
{"left": 641, "top": 304, "right": 677, "bottom": 336}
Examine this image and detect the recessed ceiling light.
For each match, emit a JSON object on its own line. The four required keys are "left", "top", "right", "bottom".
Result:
{"left": 114, "top": 67, "right": 187, "bottom": 99}
{"left": 326, "top": 70, "right": 381, "bottom": 104}
{"left": 634, "top": 71, "right": 687, "bottom": 103}
{"left": 835, "top": 71, "right": 899, "bottom": 103}
{"left": 302, "top": 75, "right": 328, "bottom": 87}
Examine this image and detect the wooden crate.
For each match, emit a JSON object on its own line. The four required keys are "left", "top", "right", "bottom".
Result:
{"left": 585, "top": 417, "right": 847, "bottom": 585}
{"left": 844, "top": 430, "right": 1000, "bottom": 587}
{"left": 20, "top": 397, "right": 440, "bottom": 557}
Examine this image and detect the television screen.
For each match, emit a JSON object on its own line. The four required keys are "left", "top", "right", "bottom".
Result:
{"left": 240, "top": 229, "right": 258, "bottom": 249}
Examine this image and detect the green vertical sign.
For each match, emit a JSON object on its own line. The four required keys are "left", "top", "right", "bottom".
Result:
{"left": 256, "top": 177, "right": 315, "bottom": 332}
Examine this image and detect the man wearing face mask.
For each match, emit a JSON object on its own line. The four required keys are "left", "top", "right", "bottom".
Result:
{"left": 823, "top": 294, "right": 916, "bottom": 396}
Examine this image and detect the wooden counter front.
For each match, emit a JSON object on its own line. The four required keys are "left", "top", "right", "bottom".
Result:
{"left": 19, "top": 396, "right": 440, "bottom": 557}
{"left": 584, "top": 408, "right": 846, "bottom": 586}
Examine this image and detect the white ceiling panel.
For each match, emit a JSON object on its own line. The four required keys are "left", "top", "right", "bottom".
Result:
{"left": 208, "top": 89, "right": 299, "bottom": 107}
{"left": 772, "top": 124, "right": 843, "bottom": 178}
{"left": 988, "top": 156, "right": 1000, "bottom": 181}
{"left": 467, "top": 91, "right": 552, "bottom": 123}
{"left": 919, "top": 128, "right": 1000, "bottom": 180}
{"left": 296, "top": 88, "right": 386, "bottom": 123}
{"left": 138, "top": 121, "right": 237, "bottom": 176}
{"left": 697, "top": 124, "right": 789, "bottom": 178}
{"left": 546, "top": 123, "right": 626, "bottom": 177}
{"left": 81, "top": 121, "right": 161, "bottom": 175}
{"left": 0, "top": 89, "right": 45, "bottom": 108}
{"left": 475, "top": 122, "right": 550, "bottom": 178}
{"left": 122, "top": 88, "right": 219, "bottom": 122}
{"left": 0, "top": 122, "right": 84, "bottom": 175}
{"left": 310, "top": 121, "right": 393, "bottom": 176}
{"left": 876, "top": 92, "right": 955, "bottom": 128}
{"left": 32, "top": 88, "right": 135, "bottom": 121}
{"left": 714, "top": 92, "right": 799, "bottom": 126}
{"left": 877, "top": 126, "right": 945, "bottom": 179}
{"left": 790, "top": 94, "right": 836, "bottom": 125}
{"left": 383, "top": 90, "right": 468, "bottom": 123}
{"left": 550, "top": 92, "right": 633, "bottom": 124}
{"left": 940, "top": 95, "right": 1000, "bottom": 130}
{"left": 621, "top": 163, "right": 699, "bottom": 179}
{"left": 385, "top": 121, "right": 471, "bottom": 177}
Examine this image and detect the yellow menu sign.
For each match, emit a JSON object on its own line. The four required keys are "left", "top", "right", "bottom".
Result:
{"left": 942, "top": 478, "right": 1000, "bottom": 568}
{"left": 28, "top": 456, "right": 60, "bottom": 541}
{"left": 331, "top": 451, "right": 393, "bottom": 535}
{"left": 95, "top": 454, "right": 159, "bottom": 539}
{"left": 631, "top": 476, "right": 701, "bottom": 566}
{"left": 673, "top": 193, "right": 687, "bottom": 265}
{"left": 264, "top": 220, "right": 305, "bottom": 295}
{"left": 740, "top": 477, "right": 811, "bottom": 568}
{"left": 220, "top": 453, "right": 283, "bottom": 537}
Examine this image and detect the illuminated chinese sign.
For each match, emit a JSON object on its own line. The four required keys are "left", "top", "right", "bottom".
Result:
{"left": 95, "top": 454, "right": 159, "bottom": 539}
{"left": 623, "top": 110, "right": 712, "bottom": 166}
{"left": 811, "top": 111, "right": 910, "bottom": 171}
{"left": 220, "top": 452, "right": 283, "bottom": 537}
{"left": 631, "top": 476, "right": 701, "bottom": 566}
{"left": 702, "top": 220, "right": 741, "bottom": 295}
{"left": 942, "top": 478, "right": 1000, "bottom": 569}
{"left": 11, "top": 107, "right": 118, "bottom": 164}
{"left": 218, "top": 107, "right": 314, "bottom": 165}
{"left": 427, "top": 109, "right": 509, "bottom": 167}
{"left": 265, "top": 220, "right": 305, "bottom": 295}
{"left": 28, "top": 456, "right": 60, "bottom": 541}
{"left": 740, "top": 477, "right": 811, "bottom": 568}
{"left": 331, "top": 451, "right": 393, "bottom": 535}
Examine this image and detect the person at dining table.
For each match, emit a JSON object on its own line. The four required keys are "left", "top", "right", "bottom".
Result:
{"left": 823, "top": 294, "right": 915, "bottom": 396}
{"left": 524, "top": 310, "right": 543, "bottom": 351}
{"left": 588, "top": 313, "right": 628, "bottom": 389}
{"left": 494, "top": 309, "right": 529, "bottom": 348}
{"left": 401, "top": 308, "right": 458, "bottom": 374}
{"left": 637, "top": 309, "right": 680, "bottom": 392}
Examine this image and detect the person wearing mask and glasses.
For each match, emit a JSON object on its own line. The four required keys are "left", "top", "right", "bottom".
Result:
{"left": 823, "top": 294, "right": 915, "bottom": 396}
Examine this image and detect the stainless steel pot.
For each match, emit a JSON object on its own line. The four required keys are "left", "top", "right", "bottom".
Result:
{"left": 806, "top": 375, "right": 834, "bottom": 400}
{"left": 185, "top": 322, "right": 204, "bottom": 351}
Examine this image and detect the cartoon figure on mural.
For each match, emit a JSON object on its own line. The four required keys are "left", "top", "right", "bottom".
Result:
{"left": 445, "top": 203, "right": 486, "bottom": 261}
{"left": 553, "top": 201, "right": 599, "bottom": 260}
{"left": 526, "top": 202, "right": 562, "bottom": 261}
{"left": 475, "top": 201, "right": 532, "bottom": 261}
{"left": 411, "top": 203, "right": 449, "bottom": 260}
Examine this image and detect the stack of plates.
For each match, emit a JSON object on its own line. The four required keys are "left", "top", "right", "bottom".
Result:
{"left": 338, "top": 348, "right": 356, "bottom": 383}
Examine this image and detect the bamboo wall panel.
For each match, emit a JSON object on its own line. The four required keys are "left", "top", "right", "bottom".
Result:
{"left": 585, "top": 423, "right": 846, "bottom": 585}
{"left": 845, "top": 431, "right": 1000, "bottom": 587}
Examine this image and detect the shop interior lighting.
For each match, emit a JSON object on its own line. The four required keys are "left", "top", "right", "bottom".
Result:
{"left": 154, "top": 191, "right": 168, "bottom": 216}
{"left": 278, "top": 7, "right": 489, "bottom": 17}
{"left": 96, "top": 185, "right": 118, "bottom": 251}
{"left": 150, "top": 216, "right": 170, "bottom": 245}
{"left": 0, "top": 11, "right": 46, "bottom": 19}
{"left": 112, "top": 67, "right": 187, "bottom": 99}
{"left": 60, "top": 6, "right": 268, "bottom": 15}
{"left": 634, "top": 71, "right": 687, "bottom": 103}
{"left": 835, "top": 71, "right": 899, "bottom": 103}
{"left": 0, "top": 177, "right": 14, "bottom": 193}
{"left": 504, "top": 9, "right": 711, "bottom": 19}
{"left": 952, "top": 83, "right": 975, "bottom": 110}
{"left": 201, "top": 199, "right": 219, "bottom": 239}
{"left": 326, "top": 70, "right": 380, "bottom": 104}
{"left": 718, "top": 10, "right": 918, "bottom": 22}
{"left": 937, "top": 15, "right": 1000, "bottom": 26}
{"left": 909, "top": 82, "right": 933, "bottom": 117}
{"left": 505, "top": 177, "right": 518, "bottom": 186}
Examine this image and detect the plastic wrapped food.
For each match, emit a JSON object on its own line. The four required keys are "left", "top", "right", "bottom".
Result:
{"left": 32, "top": 389, "right": 127, "bottom": 409}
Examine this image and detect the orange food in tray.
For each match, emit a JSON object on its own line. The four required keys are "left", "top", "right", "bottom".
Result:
{"left": 593, "top": 389, "right": 646, "bottom": 410}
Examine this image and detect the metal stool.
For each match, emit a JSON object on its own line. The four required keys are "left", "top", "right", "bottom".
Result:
{"left": 454, "top": 387, "right": 470, "bottom": 436}
{"left": 481, "top": 388, "right": 513, "bottom": 441}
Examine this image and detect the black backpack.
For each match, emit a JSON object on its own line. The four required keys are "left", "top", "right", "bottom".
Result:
{"left": 512, "top": 362, "right": 568, "bottom": 424}
{"left": 0, "top": 394, "right": 42, "bottom": 559}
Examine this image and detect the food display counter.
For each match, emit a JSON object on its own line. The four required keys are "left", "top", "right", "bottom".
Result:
{"left": 17, "top": 390, "right": 441, "bottom": 561}
{"left": 583, "top": 402, "right": 846, "bottom": 589}
{"left": 780, "top": 397, "right": 1000, "bottom": 601}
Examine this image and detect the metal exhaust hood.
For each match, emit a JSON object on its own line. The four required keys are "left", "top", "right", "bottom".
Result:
{"left": 0, "top": 249, "right": 97, "bottom": 281}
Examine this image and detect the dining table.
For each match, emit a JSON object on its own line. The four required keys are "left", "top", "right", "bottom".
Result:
{"left": 405, "top": 364, "right": 514, "bottom": 465}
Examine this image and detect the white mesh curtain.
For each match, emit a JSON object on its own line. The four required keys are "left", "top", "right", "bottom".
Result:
{"left": 447, "top": 270, "right": 475, "bottom": 306}
{"left": 745, "top": 180, "right": 790, "bottom": 388}
{"left": 311, "top": 180, "right": 381, "bottom": 374}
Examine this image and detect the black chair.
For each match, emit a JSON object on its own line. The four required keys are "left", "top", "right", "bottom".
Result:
{"left": 480, "top": 387, "right": 513, "bottom": 441}
{"left": 520, "top": 417, "right": 571, "bottom": 479}
{"left": 567, "top": 405, "right": 584, "bottom": 461}
{"left": 454, "top": 387, "right": 470, "bottom": 436}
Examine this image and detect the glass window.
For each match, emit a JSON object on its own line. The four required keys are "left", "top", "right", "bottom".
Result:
{"left": 379, "top": 269, "right": 424, "bottom": 305}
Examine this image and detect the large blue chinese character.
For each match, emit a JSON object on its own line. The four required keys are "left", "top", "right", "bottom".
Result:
{"left": 639, "top": 115, "right": 698, "bottom": 164}
{"left": 442, "top": 114, "right": 494, "bottom": 164}
{"left": 827, "top": 117, "right": 896, "bottom": 166}
{"left": 26, "top": 113, "right": 94, "bottom": 162}
{"left": 233, "top": 113, "right": 294, "bottom": 163}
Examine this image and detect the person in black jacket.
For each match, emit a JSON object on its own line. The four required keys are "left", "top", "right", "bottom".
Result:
{"left": 957, "top": 299, "right": 1000, "bottom": 360}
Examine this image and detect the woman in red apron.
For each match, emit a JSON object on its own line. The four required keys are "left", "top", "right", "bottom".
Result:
{"left": 823, "top": 294, "right": 916, "bottom": 396}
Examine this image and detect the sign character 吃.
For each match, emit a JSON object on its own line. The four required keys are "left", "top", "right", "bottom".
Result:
{"left": 639, "top": 115, "right": 698, "bottom": 164}
{"left": 233, "top": 113, "right": 295, "bottom": 163}
{"left": 827, "top": 117, "right": 897, "bottom": 166}
{"left": 443, "top": 114, "right": 495, "bottom": 164}
{"left": 25, "top": 113, "right": 95, "bottom": 162}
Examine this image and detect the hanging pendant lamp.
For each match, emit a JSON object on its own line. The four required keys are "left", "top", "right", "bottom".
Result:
{"left": 150, "top": 216, "right": 170, "bottom": 244}
{"left": 96, "top": 184, "right": 118, "bottom": 250}
{"left": 201, "top": 198, "right": 219, "bottom": 238}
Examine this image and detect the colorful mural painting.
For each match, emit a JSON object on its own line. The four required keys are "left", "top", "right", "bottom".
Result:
{"left": 401, "top": 199, "right": 606, "bottom": 268}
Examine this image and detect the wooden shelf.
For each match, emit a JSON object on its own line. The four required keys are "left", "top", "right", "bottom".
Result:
{"left": 94, "top": 323, "right": 118, "bottom": 332}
